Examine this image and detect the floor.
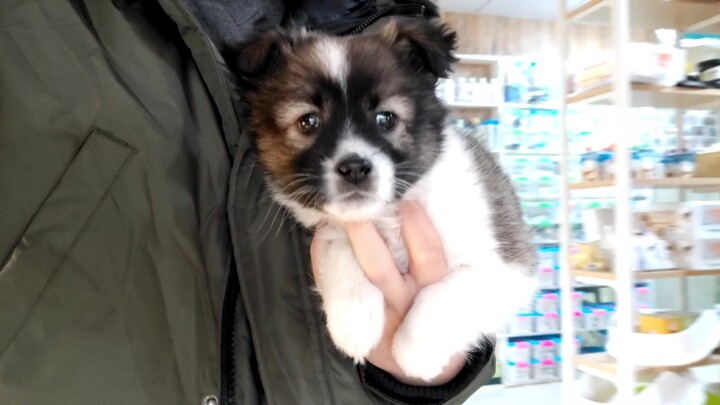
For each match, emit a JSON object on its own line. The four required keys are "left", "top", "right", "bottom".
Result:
{"left": 465, "top": 382, "right": 563, "bottom": 404}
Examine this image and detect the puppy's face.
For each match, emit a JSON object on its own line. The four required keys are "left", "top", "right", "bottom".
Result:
{"left": 230, "top": 20, "right": 457, "bottom": 223}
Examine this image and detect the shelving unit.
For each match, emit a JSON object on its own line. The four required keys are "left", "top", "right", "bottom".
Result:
{"left": 573, "top": 269, "right": 720, "bottom": 287}
{"left": 569, "top": 177, "right": 720, "bottom": 190}
{"left": 557, "top": 0, "right": 720, "bottom": 402}
{"left": 565, "top": 0, "right": 720, "bottom": 30}
{"left": 445, "top": 101, "right": 500, "bottom": 109}
{"left": 447, "top": 54, "right": 569, "bottom": 387}
{"left": 567, "top": 82, "right": 720, "bottom": 109}
{"left": 574, "top": 352, "right": 720, "bottom": 380}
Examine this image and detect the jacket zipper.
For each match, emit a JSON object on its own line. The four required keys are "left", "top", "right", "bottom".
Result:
{"left": 346, "top": 3, "right": 426, "bottom": 36}
{"left": 220, "top": 268, "right": 240, "bottom": 405}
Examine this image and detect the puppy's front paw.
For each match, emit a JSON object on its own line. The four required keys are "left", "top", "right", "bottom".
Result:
{"left": 391, "top": 294, "right": 455, "bottom": 380}
{"left": 325, "top": 284, "right": 385, "bottom": 363}
{"left": 392, "top": 277, "right": 491, "bottom": 381}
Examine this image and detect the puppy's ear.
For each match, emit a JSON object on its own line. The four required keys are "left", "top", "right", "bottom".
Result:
{"left": 224, "top": 30, "right": 293, "bottom": 87}
{"left": 381, "top": 19, "right": 458, "bottom": 79}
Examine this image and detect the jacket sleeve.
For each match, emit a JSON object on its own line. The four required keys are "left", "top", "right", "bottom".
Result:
{"left": 358, "top": 349, "right": 496, "bottom": 405}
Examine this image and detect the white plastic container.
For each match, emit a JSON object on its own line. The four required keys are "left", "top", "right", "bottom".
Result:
{"left": 443, "top": 78, "right": 456, "bottom": 102}
{"left": 675, "top": 236, "right": 720, "bottom": 270}
{"left": 538, "top": 293, "right": 559, "bottom": 313}
{"left": 537, "top": 267, "right": 556, "bottom": 289}
{"left": 606, "top": 310, "right": 720, "bottom": 367}
{"left": 584, "top": 308, "right": 608, "bottom": 330}
{"left": 509, "top": 361, "right": 532, "bottom": 383}
{"left": 466, "top": 78, "right": 478, "bottom": 102}
{"left": 510, "top": 313, "right": 536, "bottom": 335}
{"left": 507, "top": 341, "right": 532, "bottom": 363}
{"left": 477, "top": 77, "right": 490, "bottom": 104}
{"left": 534, "top": 339, "right": 556, "bottom": 361}
{"left": 677, "top": 202, "right": 720, "bottom": 234}
{"left": 456, "top": 78, "right": 468, "bottom": 101}
{"left": 490, "top": 78, "right": 502, "bottom": 103}
{"left": 635, "top": 286, "right": 652, "bottom": 309}
{"left": 533, "top": 359, "right": 557, "bottom": 380}
{"left": 572, "top": 291, "right": 585, "bottom": 311}
{"left": 574, "top": 310, "right": 584, "bottom": 330}
{"left": 537, "top": 312, "right": 560, "bottom": 333}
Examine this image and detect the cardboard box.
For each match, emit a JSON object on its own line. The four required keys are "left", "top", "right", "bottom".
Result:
{"left": 695, "top": 150, "right": 720, "bottom": 178}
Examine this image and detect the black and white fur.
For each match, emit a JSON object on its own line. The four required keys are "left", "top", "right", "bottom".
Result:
{"left": 226, "top": 18, "right": 537, "bottom": 381}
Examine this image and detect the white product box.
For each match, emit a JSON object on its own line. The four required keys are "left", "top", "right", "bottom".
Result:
{"left": 505, "top": 361, "right": 532, "bottom": 384}
{"left": 537, "top": 293, "right": 559, "bottom": 313}
{"left": 536, "top": 312, "right": 560, "bottom": 333}
{"left": 533, "top": 339, "right": 556, "bottom": 361}
{"left": 537, "top": 267, "right": 556, "bottom": 289}
{"left": 510, "top": 313, "right": 536, "bottom": 335}
{"left": 572, "top": 291, "right": 585, "bottom": 311}
{"left": 507, "top": 341, "right": 532, "bottom": 363}
{"left": 677, "top": 202, "right": 720, "bottom": 235}
{"left": 533, "top": 359, "right": 557, "bottom": 380}
{"left": 673, "top": 236, "right": 720, "bottom": 270}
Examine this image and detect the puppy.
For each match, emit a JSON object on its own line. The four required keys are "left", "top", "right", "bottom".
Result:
{"left": 226, "top": 19, "right": 537, "bottom": 381}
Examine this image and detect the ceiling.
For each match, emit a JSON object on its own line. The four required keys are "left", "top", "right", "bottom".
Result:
{"left": 437, "top": 0, "right": 580, "bottom": 20}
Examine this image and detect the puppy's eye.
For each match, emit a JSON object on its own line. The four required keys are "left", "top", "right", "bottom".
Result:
{"left": 298, "top": 113, "right": 320, "bottom": 133}
{"left": 375, "top": 112, "right": 396, "bottom": 130}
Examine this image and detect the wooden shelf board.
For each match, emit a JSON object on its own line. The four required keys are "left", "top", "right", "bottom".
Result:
{"left": 632, "top": 84, "right": 720, "bottom": 110}
{"left": 573, "top": 353, "right": 720, "bottom": 379}
{"left": 569, "top": 178, "right": 720, "bottom": 190}
{"left": 566, "top": 83, "right": 612, "bottom": 105}
{"left": 638, "top": 177, "right": 720, "bottom": 188}
{"left": 686, "top": 12, "right": 720, "bottom": 33}
{"left": 502, "top": 102, "right": 559, "bottom": 110}
{"left": 567, "top": 83, "right": 720, "bottom": 109}
{"left": 565, "top": 0, "right": 720, "bottom": 31}
{"left": 455, "top": 54, "right": 502, "bottom": 65}
{"left": 574, "top": 353, "right": 618, "bottom": 378}
{"left": 572, "top": 269, "right": 720, "bottom": 286}
{"left": 445, "top": 101, "right": 500, "bottom": 109}
{"left": 566, "top": 0, "right": 607, "bottom": 21}
{"left": 568, "top": 179, "right": 615, "bottom": 189}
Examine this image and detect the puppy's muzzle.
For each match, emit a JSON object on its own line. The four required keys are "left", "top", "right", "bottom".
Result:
{"left": 336, "top": 154, "right": 373, "bottom": 186}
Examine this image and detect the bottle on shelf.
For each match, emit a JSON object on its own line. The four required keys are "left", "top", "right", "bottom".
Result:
{"left": 467, "top": 78, "right": 478, "bottom": 102}
{"left": 477, "top": 77, "right": 490, "bottom": 104}
{"left": 457, "top": 77, "right": 469, "bottom": 102}
{"left": 443, "top": 77, "right": 456, "bottom": 103}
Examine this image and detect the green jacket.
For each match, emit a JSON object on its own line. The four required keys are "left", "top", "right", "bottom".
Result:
{"left": 0, "top": 1, "right": 494, "bottom": 404}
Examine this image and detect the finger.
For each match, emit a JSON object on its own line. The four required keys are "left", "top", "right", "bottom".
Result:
{"left": 400, "top": 201, "right": 449, "bottom": 289}
{"left": 345, "top": 221, "right": 413, "bottom": 313}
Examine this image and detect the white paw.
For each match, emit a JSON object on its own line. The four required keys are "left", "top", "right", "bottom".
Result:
{"left": 392, "top": 328, "right": 456, "bottom": 381}
{"left": 325, "top": 285, "right": 385, "bottom": 363}
{"left": 391, "top": 277, "right": 491, "bottom": 381}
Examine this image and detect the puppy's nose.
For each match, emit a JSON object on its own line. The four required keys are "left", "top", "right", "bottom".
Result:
{"left": 336, "top": 156, "right": 373, "bottom": 185}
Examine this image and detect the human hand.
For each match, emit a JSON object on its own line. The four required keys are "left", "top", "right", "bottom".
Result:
{"left": 311, "top": 201, "right": 465, "bottom": 385}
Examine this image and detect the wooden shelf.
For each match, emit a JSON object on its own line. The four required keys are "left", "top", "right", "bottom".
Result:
{"left": 686, "top": 11, "right": 720, "bottom": 33}
{"left": 566, "top": 83, "right": 612, "bottom": 105}
{"left": 455, "top": 54, "right": 502, "bottom": 65}
{"left": 566, "top": 0, "right": 720, "bottom": 32}
{"left": 573, "top": 353, "right": 720, "bottom": 380}
{"left": 567, "top": 83, "right": 720, "bottom": 109}
{"left": 574, "top": 353, "right": 618, "bottom": 380}
{"left": 569, "top": 177, "right": 720, "bottom": 190}
{"left": 572, "top": 269, "right": 720, "bottom": 287}
{"left": 566, "top": 0, "right": 607, "bottom": 22}
{"left": 445, "top": 101, "right": 500, "bottom": 109}
{"left": 502, "top": 102, "right": 559, "bottom": 110}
